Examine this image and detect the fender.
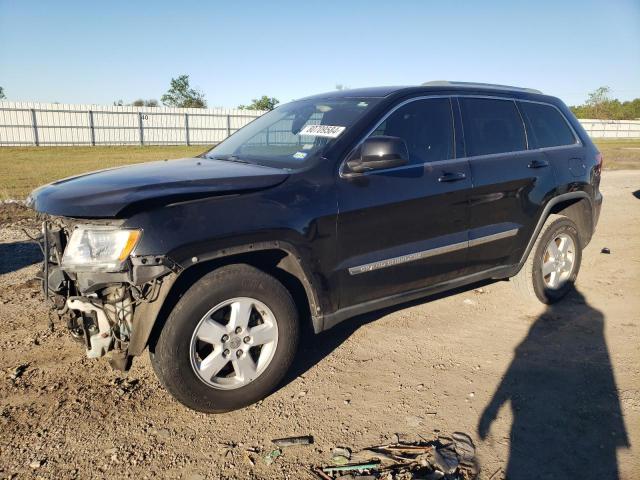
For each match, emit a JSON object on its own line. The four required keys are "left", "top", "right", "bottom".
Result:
{"left": 515, "top": 191, "right": 592, "bottom": 271}
{"left": 171, "top": 240, "right": 323, "bottom": 315}
{"left": 127, "top": 241, "right": 325, "bottom": 357}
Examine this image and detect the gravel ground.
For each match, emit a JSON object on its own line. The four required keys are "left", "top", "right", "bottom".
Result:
{"left": 0, "top": 171, "right": 638, "bottom": 479}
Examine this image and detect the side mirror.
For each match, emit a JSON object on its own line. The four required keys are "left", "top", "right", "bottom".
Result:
{"left": 346, "top": 136, "right": 409, "bottom": 174}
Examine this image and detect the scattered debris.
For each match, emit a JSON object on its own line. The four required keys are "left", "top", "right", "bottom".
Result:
{"left": 314, "top": 432, "right": 478, "bottom": 479}
{"left": 601, "top": 247, "right": 611, "bottom": 254}
{"left": 311, "top": 467, "right": 334, "bottom": 480}
{"left": 272, "top": 435, "right": 314, "bottom": 447}
{"left": 10, "top": 363, "right": 29, "bottom": 380}
{"left": 264, "top": 448, "right": 282, "bottom": 465}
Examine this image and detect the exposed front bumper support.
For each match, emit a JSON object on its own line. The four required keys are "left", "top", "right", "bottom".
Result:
{"left": 67, "top": 297, "right": 113, "bottom": 358}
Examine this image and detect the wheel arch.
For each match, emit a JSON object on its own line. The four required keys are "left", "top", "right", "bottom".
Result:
{"left": 129, "top": 243, "right": 323, "bottom": 358}
{"left": 514, "top": 191, "right": 593, "bottom": 274}
{"left": 549, "top": 197, "right": 594, "bottom": 247}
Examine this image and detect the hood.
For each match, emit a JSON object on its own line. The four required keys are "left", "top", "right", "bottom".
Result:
{"left": 27, "top": 157, "right": 289, "bottom": 218}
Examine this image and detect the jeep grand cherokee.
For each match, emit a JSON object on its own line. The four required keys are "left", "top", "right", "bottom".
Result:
{"left": 28, "top": 81, "right": 603, "bottom": 412}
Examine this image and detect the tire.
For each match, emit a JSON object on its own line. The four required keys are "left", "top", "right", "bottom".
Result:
{"left": 150, "top": 264, "right": 299, "bottom": 413}
{"left": 512, "top": 214, "right": 582, "bottom": 304}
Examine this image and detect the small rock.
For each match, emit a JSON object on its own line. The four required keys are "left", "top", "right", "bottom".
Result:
{"left": 601, "top": 247, "right": 611, "bottom": 254}
{"left": 332, "top": 447, "right": 351, "bottom": 460}
{"left": 297, "top": 390, "right": 307, "bottom": 397}
{"left": 29, "top": 459, "right": 43, "bottom": 469}
{"left": 463, "top": 298, "right": 477, "bottom": 306}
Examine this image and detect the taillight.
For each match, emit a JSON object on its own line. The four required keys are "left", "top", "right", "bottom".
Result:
{"left": 595, "top": 152, "right": 603, "bottom": 174}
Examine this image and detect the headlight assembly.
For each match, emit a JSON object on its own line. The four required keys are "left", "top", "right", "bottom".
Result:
{"left": 61, "top": 227, "right": 141, "bottom": 272}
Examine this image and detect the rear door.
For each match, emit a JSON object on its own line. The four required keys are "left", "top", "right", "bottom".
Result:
{"left": 458, "top": 96, "right": 557, "bottom": 273}
{"left": 336, "top": 97, "right": 472, "bottom": 307}
{"left": 517, "top": 100, "right": 584, "bottom": 192}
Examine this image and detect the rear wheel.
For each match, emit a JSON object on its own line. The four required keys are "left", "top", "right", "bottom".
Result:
{"left": 151, "top": 264, "right": 299, "bottom": 413}
{"left": 513, "top": 215, "right": 582, "bottom": 304}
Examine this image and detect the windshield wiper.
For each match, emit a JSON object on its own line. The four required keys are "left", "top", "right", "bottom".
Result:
{"left": 208, "top": 154, "right": 250, "bottom": 164}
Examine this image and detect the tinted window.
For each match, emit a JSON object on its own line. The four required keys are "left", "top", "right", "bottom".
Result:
{"left": 371, "top": 98, "right": 454, "bottom": 164}
{"left": 519, "top": 101, "right": 576, "bottom": 148}
{"left": 460, "top": 98, "right": 526, "bottom": 156}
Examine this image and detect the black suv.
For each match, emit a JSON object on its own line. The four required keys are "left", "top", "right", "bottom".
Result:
{"left": 28, "top": 82, "right": 603, "bottom": 413}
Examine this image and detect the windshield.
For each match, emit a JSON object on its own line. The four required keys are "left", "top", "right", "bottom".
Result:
{"left": 205, "top": 98, "right": 380, "bottom": 169}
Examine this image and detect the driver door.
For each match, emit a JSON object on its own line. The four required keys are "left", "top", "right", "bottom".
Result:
{"left": 336, "top": 97, "right": 472, "bottom": 308}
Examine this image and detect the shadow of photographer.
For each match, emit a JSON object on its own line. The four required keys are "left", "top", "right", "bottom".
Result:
{"left": 478, "top": 287, "right": 629, "bottom": 479}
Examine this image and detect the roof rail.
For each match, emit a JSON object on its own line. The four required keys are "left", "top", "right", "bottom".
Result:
{"left": 421, "top": 81, "right": 542, "bottom": 95}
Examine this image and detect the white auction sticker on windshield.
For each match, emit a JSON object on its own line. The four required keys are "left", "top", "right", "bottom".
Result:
{"left": 299, "top": 124, "right": 346, "bottom": 138}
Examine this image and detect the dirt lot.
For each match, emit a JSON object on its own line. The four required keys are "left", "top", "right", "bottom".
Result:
{"left": 0, "top": 171, "right": 638, "bottom": 479}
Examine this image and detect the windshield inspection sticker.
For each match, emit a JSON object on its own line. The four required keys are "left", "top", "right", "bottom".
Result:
{"left": 299, "top": 124, "right": 346, "bottom": 138}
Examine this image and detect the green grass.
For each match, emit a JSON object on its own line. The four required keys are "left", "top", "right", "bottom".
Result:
{"left": 0, "top": 140, "right": 638, "bottom": 199}
{"left": 593, "top": 138, "right": 640, "bottom": 170}
{"left": 0, "top": 145, "right": 208, "bottom": 199}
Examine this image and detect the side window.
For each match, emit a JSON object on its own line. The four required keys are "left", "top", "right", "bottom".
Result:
{"left": 371, "top": 98, "right": 454, "bottom": 164}
{"left": 459, "top": 98, "right": 526, "bottom": 156}
{"left": 519, "top": 101, "right": 576, "bottom": 149}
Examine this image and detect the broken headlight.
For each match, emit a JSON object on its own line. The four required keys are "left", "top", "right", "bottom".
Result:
{"left": 61, "top": 227, "right": 141, "bottom": 272}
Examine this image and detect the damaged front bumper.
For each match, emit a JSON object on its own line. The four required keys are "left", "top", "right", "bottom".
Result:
{"left": 39, "top": 217, "right": 180, "bottom": 370}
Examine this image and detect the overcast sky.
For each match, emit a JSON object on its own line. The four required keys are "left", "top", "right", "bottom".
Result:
{"left": 1, "top": 0, "right": 638, "bottom": 107}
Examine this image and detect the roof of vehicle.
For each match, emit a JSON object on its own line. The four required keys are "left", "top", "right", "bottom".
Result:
{"left": 301, "top": 82, "right": 560, "bottom": 103}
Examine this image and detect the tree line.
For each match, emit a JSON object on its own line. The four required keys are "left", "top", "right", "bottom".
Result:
{"left": 570, "top": 86, "right": 640, "bottom": 120}
{"left": 114, "top": 75, "right": 280, "bottom": 111}
{"left": 3, "top": 80, "right": 636, "bottom": 119}
{"left": 0, "top": 76, "right": 281, "bottom": 111}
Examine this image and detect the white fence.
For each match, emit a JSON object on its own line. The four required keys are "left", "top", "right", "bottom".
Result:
{"left": 579, "top": 119, "right": 640, "bottom": 138}
{"left": 0, "top": 102, "right": 638, "bottom": 146}
{"left": 0, "top": 102, "right": 264, "bottom": 146}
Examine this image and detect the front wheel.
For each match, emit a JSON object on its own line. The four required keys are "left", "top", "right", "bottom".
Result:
{"left": 150, "top": 264, "right": 299, "bottom": 413}
{"left": 513, "top": 215, "right": 582, "bottom": 304}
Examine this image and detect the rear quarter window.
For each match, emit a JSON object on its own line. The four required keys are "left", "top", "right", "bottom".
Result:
{"left": 519, "top": 101, "right": 577, "bottom": 149}
{"left": 459, "top": 98, "right": 527, "bottom": 156}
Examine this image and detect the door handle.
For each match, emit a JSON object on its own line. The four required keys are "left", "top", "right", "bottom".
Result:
{"left": 438, "top": 172, "right": 467, "bottom": 182}
{"left": 528, "top": 159, "right": 549, "bottom": 169}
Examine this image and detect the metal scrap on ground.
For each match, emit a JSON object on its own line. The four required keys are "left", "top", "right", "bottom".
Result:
{"left": 272, "top": 435, "right": 314, "bottom": 447}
